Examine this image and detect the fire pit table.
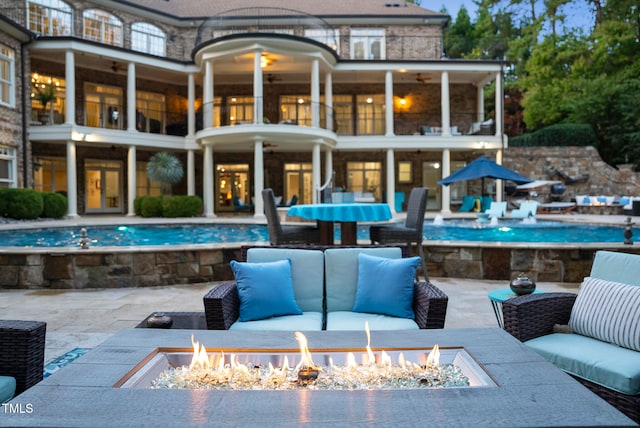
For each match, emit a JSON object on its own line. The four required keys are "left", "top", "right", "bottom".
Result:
{"left": 0, "top": 328, "right": 635, "bottom": 427}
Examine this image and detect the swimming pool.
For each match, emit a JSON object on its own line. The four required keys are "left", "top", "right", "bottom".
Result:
{"left": 0, "top": 220, "right": 634, "bottom": 247}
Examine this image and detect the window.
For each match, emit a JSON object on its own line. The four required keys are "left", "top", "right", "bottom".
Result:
{"left": 305, "top": 29, "right": 339, "bottom": 53}
{"left": 228, "top": 96, "right": 254, "bottom": 125}
{"left": 136, "top": 91, "right": 165, "bottom": 133}
{"left": 356, "top": 94, "right": 385, "bottom": 135}
{"left": 216, "top": 164, "right": 251, "bottom": 211}
{"left": 83, "top": 9, "right": 123, "bottom": 46}
{"left": 347, "top": 162, "right": 382, "bottom": 200}
{"left": 28, "top": 0, "right": 73, "bottom": 36}
{"left": 333, "top": 95, "right": 353, "bottom": 135}
{"left": 30, "top": 73, "right": 66, "bottom": 124}
{"left": 284, "top": 163, "right": 313, "bottom": 204}
{"left": 0, "top": 146, "right": 16, "bottom": 188}
{"left": 398, "top": 162, "right": 412, "bottom": 183}
{"left": 350, "top": 29, "right": 385, "bottom": 60}
{"left": 136, "top": 162, "right": 161, "bottom": 196}
{"left": 279, "top": 96, "right": 312, "bottom": 126}
{"left": 0, "top": 45, "right": 14, "bottom": 107}
{"left": 131, "top": 22, "right": 165, "bottom": 56}
{"left": 33, "top": 157, "right": 67, "bottom": 193}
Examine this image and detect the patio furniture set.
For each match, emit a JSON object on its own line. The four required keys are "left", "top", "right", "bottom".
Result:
{"left": 2, "top": 185, "right": 639, "bottom": 424}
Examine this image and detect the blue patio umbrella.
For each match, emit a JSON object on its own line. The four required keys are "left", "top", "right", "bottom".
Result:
{"left": 438, "top": 156, "right": 532, "bottom": 193}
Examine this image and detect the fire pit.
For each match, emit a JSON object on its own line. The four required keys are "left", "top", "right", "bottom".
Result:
{"left": 118, "top": 329, "right": 495, "bottom": 390}
{"left": 1, "top": 328, "right": 634, "bottom": 427}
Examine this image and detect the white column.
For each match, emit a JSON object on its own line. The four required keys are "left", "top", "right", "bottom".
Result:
{"left": 495, "top": 149, "right": 503, "bottom": 202}
{"left": 386, "top": 149, "right": 396, "bottom": 214}
{"left": 203, "top": 60, "right": 213, "bottom": 128}
{"left": 441, "top": 149, "right": 451, "bottom": 215}
{"left": 126, "top": 62, "right": 136, "bottom": 131}
{"left": 64, "top": 50, "right": 75, "bottom": 125}
{"left": 311, "top": 59, "right": 320, "bottom": 128}
{"left": 312, "top": 143, "right": 321, "bottom": 204}
{"left": 188, "top": 73, "right": 196, "bottom": 136}
{"left": 254, "top": 141, "right": 265, "bottom": 219}
{"left": 495, "top": 71, "right": 503, "bottom": 137}
{"left": 187, "top": 150, "right": 195, "bottom": 196}
{"left": 253, "top": 50, "right": 263, "bottom": 124}
{"left": 477, "top": 85, "right": 485, "bottom": 122}
{"left": 66, "top": 141, "right": 78, "bottom": 217}
{"left": 324, "top": 150, "right": 333, "bottom": 187}
{"left": 203, "top": 144, "right": 215, "bottom": 217}
{"left": 441, "top": 71, "right": 451, "bottom": 136}
{"left": 325, "top": 72, "right": 333, "bottom": 131}
{"left": 126, "top": 145, "right": 136, "bottom": 216}
{"left": 385, "top": 71, "right": 394, "bottom": 136}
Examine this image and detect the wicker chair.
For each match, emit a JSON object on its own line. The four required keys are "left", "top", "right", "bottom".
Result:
{"left": 369, "top": 187, "right": 429, "bottom": 280}
{"left": 262, "top": 188, "right": 321, "bottom": 245}
{"left": 0, "top": 320, "right": 47, "bottom": 396}
{"left": 503, "top": 293, "right": 639, "bottom": 423}
{"left": 203, "top": 245, "right": 448, "bottom": 330}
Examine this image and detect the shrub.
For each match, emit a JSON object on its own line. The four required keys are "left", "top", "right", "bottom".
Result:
{"left": 2, "top": 188, "right": 44, "bottom": 220}
{"left": 161, "top": 195, "right": 203, "bottom": 217}
{"left": 133, "top": 196, "right": 144, "bottom": 216}
{"left": 510, "top": 123, "right": 598, "bottom": 147}
{"left": 42, "top": 192, "right": 67, "bottom": 218}
{"left": 140, "top": 196, "right": 163, "bottom": 217}
{"left": 0, "top": 188, "right": 7, "bottom": 217}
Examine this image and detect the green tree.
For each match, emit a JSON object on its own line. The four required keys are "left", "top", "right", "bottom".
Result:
{"left": 146, "top": 152, "right": 184, "bottom": 195}
{"left": 443, "top": 6, "right": 476, "bottom": 58}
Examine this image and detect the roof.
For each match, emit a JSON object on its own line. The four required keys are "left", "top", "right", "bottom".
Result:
{"left": 111, "top": 0, "right": 444, "bottom": 19}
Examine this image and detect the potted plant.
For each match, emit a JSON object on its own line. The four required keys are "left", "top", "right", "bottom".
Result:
{"left": 33, "top": 84, "right": 56, "bottom": 124}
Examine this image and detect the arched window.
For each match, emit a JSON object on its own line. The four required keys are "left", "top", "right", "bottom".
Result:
{"left": 28, "top": 0, "right": 73, "bottom": 36}
{"left": 131, "top": 22, "right": 166, "bottom": 56}
{"left": 83, "top": 9, "right": 123, "bottom": 47}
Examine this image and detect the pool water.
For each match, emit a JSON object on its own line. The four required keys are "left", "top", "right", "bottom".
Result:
{"left": 0, "top": 220, "right": 634, "bottom": 247}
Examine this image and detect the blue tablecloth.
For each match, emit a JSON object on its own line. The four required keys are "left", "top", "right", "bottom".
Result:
{"left": 287, "top": 203, "right": 392, "bottom": 222}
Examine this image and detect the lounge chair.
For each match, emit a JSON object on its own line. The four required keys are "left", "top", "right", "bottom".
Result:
{"left": 510, "top": 201, "right": 539, "bottom": 218}
{"left": 481, "top": 196, "right": 493, "bottom": 213}
{"left": 485, "top": 201, "right": 507, "bottom": 218}
{"left": 459, "top": 196, "right": 477, "bottom": 212}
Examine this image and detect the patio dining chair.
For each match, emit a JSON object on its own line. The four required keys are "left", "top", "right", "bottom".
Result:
{"left": 262, "top": 188, "right": 321, "bottom": 245}
{"left": 369, "top": 187, "right": 429, "bottom": 280}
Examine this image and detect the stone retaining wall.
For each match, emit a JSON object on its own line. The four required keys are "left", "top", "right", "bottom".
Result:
{"left": 3, "top": 244, "right": 640, "bottom": 289}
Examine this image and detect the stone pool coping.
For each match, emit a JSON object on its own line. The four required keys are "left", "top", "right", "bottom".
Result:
{"left": 1, "top": 328, "right": 634, "bottom": 427}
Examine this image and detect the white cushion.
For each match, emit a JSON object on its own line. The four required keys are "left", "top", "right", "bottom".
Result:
{"left": 569, "top": 277, "right": 640, "bottom": 352}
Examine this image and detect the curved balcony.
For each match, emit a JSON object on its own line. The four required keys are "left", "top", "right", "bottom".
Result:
{"left": 195, "top": 97, "right": 338, "bottom": 150}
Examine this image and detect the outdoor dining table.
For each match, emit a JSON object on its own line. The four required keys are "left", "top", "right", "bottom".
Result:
{"left": 287, "top": 203, "right": 392, "bottom": 245}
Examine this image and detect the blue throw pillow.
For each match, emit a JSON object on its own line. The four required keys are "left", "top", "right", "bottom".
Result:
{"left": 352, "top": 253, "right": 420, "bottom": 319}
{"left": 230, "top": 259, "right": 302, "bottom": 322}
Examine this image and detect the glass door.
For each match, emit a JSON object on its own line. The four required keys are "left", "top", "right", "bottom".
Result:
{"left": 85, "top": 160, "right": 123, "bottom": 213}
{"left": 422, "top": 161, "right": 441, "bottom": 210}
{"left": 216, "top": 164, "right": 251, "bottom": 212}
{"left": 284, "top": 163, "right": 312, "bottom": 204}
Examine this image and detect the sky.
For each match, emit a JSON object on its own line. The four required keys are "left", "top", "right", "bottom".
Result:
{"left": 422, "top": 0, "right": 593, "bottom": 32}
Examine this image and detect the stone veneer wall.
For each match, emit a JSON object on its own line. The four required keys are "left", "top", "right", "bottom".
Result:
{"left": 3, "top": 243, "right": 640, "bottom": 289}
{"left": 504, "top": 146, "right": 640, "bottom": 200}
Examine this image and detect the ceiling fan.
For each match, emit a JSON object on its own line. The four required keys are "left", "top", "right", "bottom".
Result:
{"left": 266, "top": 74, "right": 282, "bottom": 83}
{"left": 416, "top": 73, "right": 431, "bottom": 83}
{"left": 111, "top": 61, "right": 125, "bottom": 72}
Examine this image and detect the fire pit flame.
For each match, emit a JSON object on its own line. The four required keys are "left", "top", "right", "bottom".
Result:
{"left": 149, "top": 329, "right": 472, "bottom": 391}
